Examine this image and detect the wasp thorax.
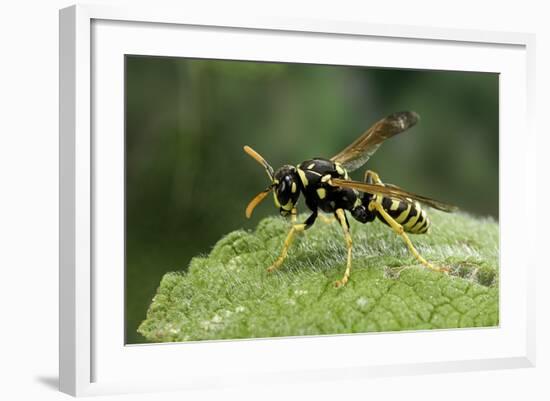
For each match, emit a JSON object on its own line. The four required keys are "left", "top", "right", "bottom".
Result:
{"left": 273, "top": 165, "right": 300, "bottom": 216}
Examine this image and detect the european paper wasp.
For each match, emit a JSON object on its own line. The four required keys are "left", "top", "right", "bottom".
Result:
{"left": 244, "top": 111, "right": 457, "bottom": 287}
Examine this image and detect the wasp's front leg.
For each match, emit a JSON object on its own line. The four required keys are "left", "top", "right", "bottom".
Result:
{"left": 267, "top": 209, "right": 317, "bottom": 273}
{"left": 290, "top": 207, "right": 297, "bottom": 224}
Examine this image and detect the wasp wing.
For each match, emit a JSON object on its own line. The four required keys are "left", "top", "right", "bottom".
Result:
{"left": 330, "top": 111, "right": 420, "bottom": 173}
{"left": 331, "top": 178, "right": 458, "bottom": 213}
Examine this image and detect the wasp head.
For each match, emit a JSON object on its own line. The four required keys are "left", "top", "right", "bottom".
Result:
{"left": 272, "top": 166, "right": 300, "bottom": 217}
{"left": 243, "top": 146, "right": 301, "bottom": 219}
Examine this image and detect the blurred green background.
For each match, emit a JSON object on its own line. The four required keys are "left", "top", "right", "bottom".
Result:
{"left": 125, "top": 56, "right": 498, "bottom": 344}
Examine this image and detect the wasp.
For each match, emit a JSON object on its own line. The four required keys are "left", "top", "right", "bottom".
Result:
{"left": 244, "top": 111, "right": 457, "bottom": 287}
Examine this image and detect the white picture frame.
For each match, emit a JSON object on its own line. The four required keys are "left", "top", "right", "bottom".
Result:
{"left": 59, "top": 4, "right": 536, "bottom": 397}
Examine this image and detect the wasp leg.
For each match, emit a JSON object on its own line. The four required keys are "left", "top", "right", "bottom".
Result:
{"left": 318, "top": 214, "right": 336, "bottom": 224}
{"left": 368, "top": 201, "right": 448, "bottom": 273}
{"left": 267, "top": 210, "right": 317, "bottom": 273}
{"left": 290, "top": 207, "right": 297, "bottom": 224}
{"left": 334, "top": 208, "right": 353, "bottom": 288}
{"left": 364, "top": 170, "right": 382, "bottom": 184}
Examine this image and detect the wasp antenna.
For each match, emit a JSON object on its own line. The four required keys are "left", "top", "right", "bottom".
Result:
{"left": 244, "top": 145, "right": 274, "bottom": 180}
{"left": 245, "top": 188, "right": 272, "bottom": 218}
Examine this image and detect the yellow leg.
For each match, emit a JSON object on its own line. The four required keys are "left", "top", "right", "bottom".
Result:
{"left": 269, "top": 209, "right": 319, "bottom": 273}
{"left": 318, "top": 214, "right": 336, "bottom": 224}
{"left": 267, "top": 223, "right": 306, "bottom": 273}
{"left": 369, "top": 201, "right": 448, "bottom": 273}
{"left": 334, "top": 208, "right": 353, "bottom": 288}
{"left": 290, "top": 207, "right": 297, "bottom": 224}
{"left": 364, "top": 170, "right": 382, "bottom": 184}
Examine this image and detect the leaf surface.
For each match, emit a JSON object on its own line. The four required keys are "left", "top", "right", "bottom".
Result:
{"left": 138, "top": 211, "right": 498, "bottom": 342}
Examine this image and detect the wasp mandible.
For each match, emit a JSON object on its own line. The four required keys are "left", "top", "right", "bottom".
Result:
{"left": 244, "top": 111, "right": 457, "bottom": 287}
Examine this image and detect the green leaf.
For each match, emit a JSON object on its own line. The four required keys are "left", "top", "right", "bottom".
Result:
{"left": 138, "top": 210, "right": 498, "bottom": 342}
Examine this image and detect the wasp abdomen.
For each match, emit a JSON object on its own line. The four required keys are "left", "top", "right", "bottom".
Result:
{"left": 377, "top": 196, "right": 430, "bottom": 234}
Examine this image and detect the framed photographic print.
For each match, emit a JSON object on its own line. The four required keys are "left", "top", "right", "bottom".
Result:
{"left": 59, "top": 4, "right": 536, "bottom": 397}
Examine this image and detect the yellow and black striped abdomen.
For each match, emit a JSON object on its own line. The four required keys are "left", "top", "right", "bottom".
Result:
{"left": 378, "top": 196, "right": 430, "bottom": 234}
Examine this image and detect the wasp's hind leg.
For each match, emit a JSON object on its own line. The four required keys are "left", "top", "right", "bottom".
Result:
{"left": 334, "top": 208, "right": 353, "bottom": 288}
{"left": 364, "top": 169, "right": 383, "bottom": 185}
{"left": 368, "top": 201, "right": 448, "bottom": 273}
{"left": 267, "top": 208, "right": 317, "bottom": 273}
